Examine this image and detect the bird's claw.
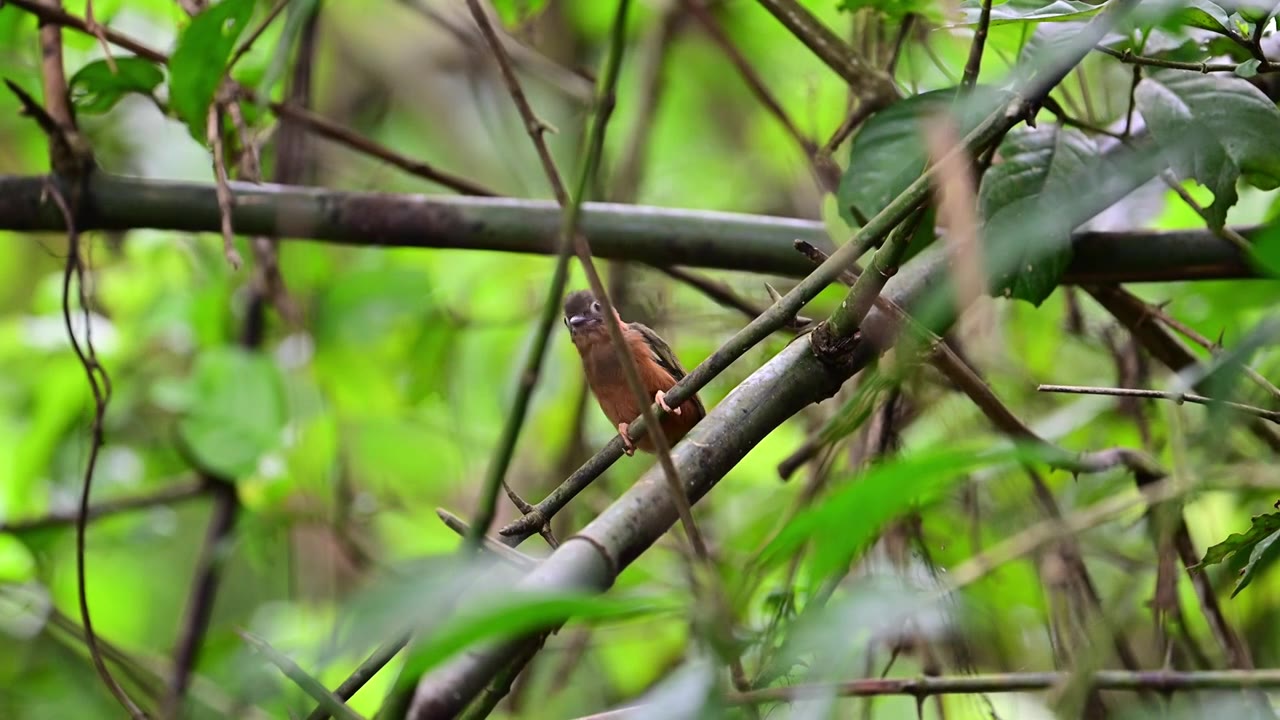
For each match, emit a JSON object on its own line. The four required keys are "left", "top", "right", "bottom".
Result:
{"left": 655, "top": 390, "right": 680, "bottom": 416}
{"left": 617, "top": 423, "right": 636, "bottom": 456}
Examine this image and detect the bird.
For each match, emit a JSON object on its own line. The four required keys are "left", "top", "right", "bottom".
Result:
{"left": 562, "top": 289, "right": 705, "bottom": 456}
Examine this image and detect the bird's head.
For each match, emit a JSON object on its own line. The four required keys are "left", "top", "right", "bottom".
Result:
{"left": 562, "top": 289, "right": 606, "bottom": 338}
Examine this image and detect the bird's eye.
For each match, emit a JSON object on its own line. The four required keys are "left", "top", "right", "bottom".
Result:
{"left": 591, "top": 301, "right": 601, "bottom": 313}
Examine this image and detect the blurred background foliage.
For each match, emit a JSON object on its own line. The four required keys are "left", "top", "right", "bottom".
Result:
{"left": 0, "top": 0, "right": 1279, "bottom": 718}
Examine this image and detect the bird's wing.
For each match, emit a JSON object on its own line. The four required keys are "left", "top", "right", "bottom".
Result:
{"left": 629, "top": 322, "right": 706, "bottom": 416}
{"left": 629, "top": 322, "right": 687, "bottom": 379}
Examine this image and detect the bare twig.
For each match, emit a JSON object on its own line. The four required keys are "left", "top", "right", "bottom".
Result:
{"left": 1141, "top": 304, "right": 1280, "bottom": 402}
{"left": 1095, "top": 45, "right": 1273, "bottom": 74}
{"left": 238, "top": 631, "right": 365, "bottom": 720}
{"left": 226, "top": 0, "right": 290, "bottom": 72}
{"left": 305, "top": 636, "right": 409, "bottom": 720}
{"left": 1037, "top": 384, "right": 1280, "bottom": 424}
{"left": 436, "top": 509, "right": 538, "bottom": 569}
{"left": 0, "top": 479, "right": 208, "bottom": 533}
{"left": 650, "top": 265, "right": 811, "bottom": 332}
{"left": 727, "top": 669, "right": 1280, "bottom": 704}
{"left": 961, "top": 0, "right": 994, "bottom": 89}
{"left": 207, "top": 103, "right": 244, "bottom": 270}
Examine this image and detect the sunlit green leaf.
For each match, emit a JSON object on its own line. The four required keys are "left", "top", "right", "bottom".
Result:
{"left": 0, "top": 534, "right": 35, "bottom": 583}
{"left": 168, "top": 0, "right": 256, "bottom": 140}
{"left": 1136, "top": 70, "right": 1280, "bottom": 227}
{"left": 69, "top": 57, "right": 164, "bottom": 114}
{"left": 396, "top": 592, "right": 679, "bottom": 686}
{"left": 1201, "top": 512, "right": 1280, "bottom": 566}
{"left": 1233, "top": 528, "right": 1280, "bottom": 597}
{"left": 838, "top": 86, "right": 1003, "bottom": 227}
{"left": 980, "top": 125, "right": 1097, "bottom": 305}
{"left": 759, "top": 445, "right": 1019, "bottom": 582}
{"left": 957, "top": 0, "right": 1102, "bottom": 25}
{"left": 177, "top": 347, "right": 286, "bottom": 479}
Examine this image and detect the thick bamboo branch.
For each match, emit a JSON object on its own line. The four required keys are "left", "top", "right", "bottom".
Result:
{"left": 0, "top": 173, "right": 1259, "bottom": 282}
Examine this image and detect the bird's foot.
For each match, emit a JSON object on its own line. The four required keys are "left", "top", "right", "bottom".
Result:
{"left": 617, "top": 423, "right": 636, "bottom": 456}
{"left": 655, "top": 390, "right": 680, "bottom": 416}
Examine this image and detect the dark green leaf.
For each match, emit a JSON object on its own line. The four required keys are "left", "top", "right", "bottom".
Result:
{"left": 1200, "top": 512, "right": 1280, "bottom": 566}
{"left": 491, "top": 0, "right": 551, "bottom": 26}
{"left": 168, "top": 0, "right": 256, "bottom": 140}
{"left": 979, "top": 126, "right": 1097, "bottom": 305}
{"left": 177, "top": 347, "right": 286, "bottom": 479}
{"left": 1233, "top": 528, "right": 1280, "bottom": 596}
{"left": 69, "top": 57, "right": 164, "bottom": 114}
{"left": 1136, "top": 70, "right": 1280, "bottom": 228}
{"left": 958, "top": 0, "right": 1102, "bottom": 25}
{"left": 838, "top": 86, "right": 1003, "bottom": 227}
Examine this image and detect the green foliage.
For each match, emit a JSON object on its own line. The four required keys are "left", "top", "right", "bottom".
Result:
{"left": 491, "top": 0, "right": 552, "bottom": 27}
{"left": 167, "top": 0, "right": 256, "bottom": 140}
{"left": 396, "top": 592, "right": 679, "bottom": 687}
{"left": 1200, "top": 513, "right": 1280, "bottom": 597}
{"left": 759, "top": 445, "right": 1016, "bottom": 582}
{"left": 979, "top": 125, "right": 1096, "bottom": 305}
{"left": 957, "top": 0, "right": 1103, "bottom": 25}
{"left": 176, "top": 346, "right": 286, "bottom": 479}
{"left": 1136, "top": 70, "right": 1280, "bottom": 227}
{"left": 68, "top": 58, "right": 165, "bottom": 114}
{"left": 838, "top": 85, "right": 1002, "bottom": 227}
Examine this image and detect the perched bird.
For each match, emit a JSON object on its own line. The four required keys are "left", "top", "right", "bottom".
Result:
{"left": 562, "top": 290, "right": 705, "bottom": 455}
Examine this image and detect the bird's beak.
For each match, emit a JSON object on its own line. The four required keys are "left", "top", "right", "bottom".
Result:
{"left": 567, "top": 314, "right": 588, "bottom": 329}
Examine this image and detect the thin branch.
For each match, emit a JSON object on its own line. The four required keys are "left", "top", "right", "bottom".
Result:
{"left": 163, "top": 480, "right": 238, "bottom": 719}
{"left": 436, "top": 509, "right": 538, "bottom": 569}
{"left": 4, "top": 0, "right": 497, "bottom": 196}
{"left": 961, "top": 0, "right": 994, "bottom": 89}
{"left": 1095, "top": 44, "right": 1274, "bottom": 74}
{"left": 1084, "top": 285, "right": 1280, "bottom": 452}
{"left": 305, "top": 636, "right": 409, "bottom": 720}
{"left": 726, "top": 669, "right": 1280, "bottom": 704}
{"left": 0, "top": 479, "right": 208, "bottom": 533}
{"left": 238, "top": 631, "right": 365, "bottom": 720}
{"left": 1141, "top": 303, "right": 1280, "bottom": 401}
{"left": 753, "top": 0, "right": 898, "bottom": 99}
{"left": 1159, "top": 170, "right": 1254, "bottom": 253}
{"left": 207, "top": 103, "right": 244, "bottom": 270}
{"left": 29, "top": 9, "right": 144, "bottom": 712}
{"left": 226, "top": 0, "right": 290, "bottom": 72}
{"left": 650, "top": 265, "right": 811, "bottom": 332}
{"left": 1037, "top": 384, "right": 1280, "bottom": 423}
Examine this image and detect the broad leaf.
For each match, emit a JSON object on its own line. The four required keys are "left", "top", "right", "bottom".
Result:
{"left": 838, "top": 86, "right": 1002, "bottom": 227}
{"left": 1136, "top": 70, "right": 1280, "bottom": 227}
{"left": 168, "top": 0, "right": 256, "bottom": 140}
{"left": 759, "top": 445, "right": 1019, "bottom": 582}
{"left": 69, "top": 57, "right": 164, "bottom": 114}
{"left": 177, "top": 347, "right": 286, "bottom": 479}
{"left": 1233, "top": 529, "right": 1280, "bottom": 597}
{"left": 979, "top": 125, "right": 1097, "bottom": 305}
{"left": 396, "top": 592, "right": 677, "bottom": 686}
{"left": 1200, "top": 512, "right": 1280, "bottom": 567}
{"left": 958, "top": 0, "right": 1102, "bottom": 25}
